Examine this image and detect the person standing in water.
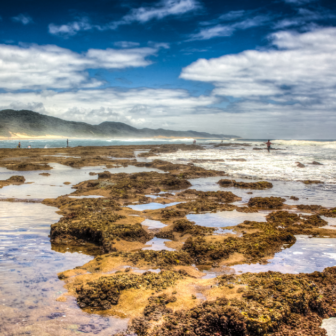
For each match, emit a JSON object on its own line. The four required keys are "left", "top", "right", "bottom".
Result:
{"left": 67, "top": 139, "right": 69, "bottom": 147}
{"left": 265, "top": 140, "right": 272, "bottom": 152}
{"left": 18, "top": 142, "right": 21, "bottom": 148}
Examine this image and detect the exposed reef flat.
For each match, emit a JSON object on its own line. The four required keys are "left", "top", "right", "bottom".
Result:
{"left": 1, "top": 143, "right": 336, "bottom": 335}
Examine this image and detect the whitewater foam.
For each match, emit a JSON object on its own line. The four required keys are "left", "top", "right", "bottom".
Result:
{"left": 154, "top": 140, "right": 336, "bottom": 184}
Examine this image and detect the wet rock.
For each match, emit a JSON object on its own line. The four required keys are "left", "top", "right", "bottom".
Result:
{"left": 297, "top": 204, "right": 323, "bottom": 212}
{"left": 39, "top": 172, "right": 50, "bottom": 176}
{"left": 296, "top": 162, "right": 305, "bottom": 168}
{"left": 76, "top": 270, "right": 185, "bottom": 310}
{"left": 248, "top": 197, "right": 285, "bottom": 209}
{"left": 98, "top": 171, "right": 112, "bottom": 179}
{"left": 135, "top": 159, "right": 226, "bottom": 179}
{"left": 300, "top": 180, "right": 324, "bottom": 184}
{"left": 312, "top": 161, "right": 323, "bottom": 165}
{"left": 156, "top": 219, "right": 215, "bottom": 240}
{"left": 125, "top": 250, "right": 193, "bottom": 268}
{"left": 178, "top": 189, "right": 241, "bottom": 203}
{"left": 49, "top": 198, "right": 151, "bottom": 253}
{"left": 0, "top": 175, "right": 25, "bottom": 188}
{"left": 218, "top": 179, "right": 273, "bottom": 190}
{"left": 290, "top": 196, "right": 299, "bottom": 200}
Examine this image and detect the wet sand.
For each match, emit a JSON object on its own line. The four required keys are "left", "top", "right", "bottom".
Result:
{"left": 1, "top": 143, "right": 336, "bottom": 335}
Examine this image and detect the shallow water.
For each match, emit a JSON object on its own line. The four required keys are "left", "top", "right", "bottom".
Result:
{"left": 187, "top": 210, "right": 267, "bottom": 228}
{"left": 0, "top": 163, "right": 163, "bottom": 200}
{"left": 0, "top": 202, "right": 127, "bottom": 335}
{"left": 142, "top": 237, "right": 175, "bottom": 251}
{"left": 188, "top": 176, "right": 336, "bottom": 207}
{"left": 127, "top": 202, "right": 180, "bottom": 211}
{"left": 141, "top": 219, "right": 167, "bottom": 229}
{"left": 232, "top": 235, "right": 336, "bottom": 274}
{"left": 322, "top": 318, "right": 336, "bottom": 336}
{"left": 155, "top": 140, "right": 336, "bottom": 184}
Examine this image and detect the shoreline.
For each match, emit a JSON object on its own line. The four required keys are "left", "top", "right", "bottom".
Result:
{"left": 1, "top": 143, "right": 336, "bottom": 335}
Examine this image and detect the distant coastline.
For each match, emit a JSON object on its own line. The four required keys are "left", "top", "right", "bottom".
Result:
{"left": 0, "top": 109, "right": 240, "bottom": 140}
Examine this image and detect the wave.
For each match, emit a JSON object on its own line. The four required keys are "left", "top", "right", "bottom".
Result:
{"left": 106, "top": 138, "right": 195, "bottom": 142}
{"left": 273, "top": 140, "right": 336, "bottom": 147}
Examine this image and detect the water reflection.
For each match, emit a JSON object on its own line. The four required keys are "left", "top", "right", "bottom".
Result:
{"left": 187, "top": 210, "right": 266, "bottom": 228}
{"left": 142, "top": 237, "right": 175, "bottom": 251}
{"left": 188, "top": 176, "right": 336, "bottom": 207}
{"left": 128, "top": 202, "right": 180, "bottom": 211}
{"left": 232, "top": 235, "right": 336, "bottom": 274}
{"left": 0, "top": 163, "right": 163, "bottom": 200}
{"left": 0, "top": 202, "right": 127, "bottom": 335}
{"left": 141, "top": 219, "right": 167, "bottom": 229}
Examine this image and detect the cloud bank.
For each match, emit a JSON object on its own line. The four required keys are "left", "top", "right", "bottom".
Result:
{"left": 0, "top": 44, "right": 156, "bottom": 90}
{"left": 181, "top": 28, "right": 336, "bottom": 100}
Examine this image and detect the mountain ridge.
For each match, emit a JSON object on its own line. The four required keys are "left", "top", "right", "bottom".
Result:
{"left": 0, "top": 110, "right": 239, "bottom": 139}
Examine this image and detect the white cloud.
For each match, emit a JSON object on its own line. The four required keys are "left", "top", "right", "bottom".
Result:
{"left": 114, "top": 41, "right": 140, "bottom": 48}
{"left": 181, "top": 28, "right": 336, "bottom": 98}
{"left": 12, "top": 14, "right": 33, "bottom": 25}
{"left": 120, "top": 0, "right": 199, "bottom": 24}
{"left": 0, "top": 88, "right": 218, "bottom": 126}
{"left": 49, "top": 0, "right": 199, "bottom": 37}
{"left": 190, "top": 15, "right": 271, "bottom": 40}
{"left": 0, "top": 44, "right": 156, "bottom": 90}
{"left": 48, "top": 18, "right": 94, "bottom": 37}
{"left": 176, "top": 27, "right": 336, "bottom": 138}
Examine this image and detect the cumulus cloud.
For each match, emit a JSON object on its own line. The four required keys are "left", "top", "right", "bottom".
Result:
{"left": 0, "top": 44, "right": 156, "bottom": 90}
{"left": 49, "top": 0, "right": 199, "bottom": 37}
{"left": 0, "top": 88, "right": 218, "bottom": 126}
{"left": 181, "top": 28, "right": 336, "bottom": 99}
{"left": 190, "top": 14, "right": 271, "bottom": 40}
{"left": 12, "top": 14, "right": 33, "bottom": 25}
{"left": 177, "top": 28, "right": 336, "bottom": 138}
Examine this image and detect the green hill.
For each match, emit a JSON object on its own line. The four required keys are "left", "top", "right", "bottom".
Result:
{"left": 0, "top": 110, "right": 239, "bottom": 139}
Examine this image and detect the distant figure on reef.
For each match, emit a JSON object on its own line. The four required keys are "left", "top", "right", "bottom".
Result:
{"left": 27, "top": 145, "right": 31, "bottom": 149}
{"left": 17, "top": 142, "right": 21, "bottom": 148}
{"left": 265, "top": 140, "right": 272, "bottom": 152}
{"left": 67, "top": 139, "right": 69, "bottom": 147}
{"left": 193, "top": 139, "right": 196, "bottom": 145}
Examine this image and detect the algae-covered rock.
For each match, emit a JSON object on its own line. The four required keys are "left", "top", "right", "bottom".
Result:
{"left": 155, "top": 219, "right": 215, "bottom": 240}
{"left": 76, "top": 270, "right": 185, "bottom": 310}
{"left": 178, "top": 189, "right": 241, "bottom": 203}
{"left": 126, "top": 250, "right": 193, "bottom": 268}
{"left": 49, "top": 198, "right": 151, "bottom": 253}
{"left": 218, "top": 179, "right": 273, "bottom": 190}
{"left": 248, "top": 197, "right": 285, "bottom": 209}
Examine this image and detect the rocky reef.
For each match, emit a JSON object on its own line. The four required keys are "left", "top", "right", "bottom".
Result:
{"left": 218, "top": 179, "right": 273, "bottom": 190}
{"left": 5, "top": 143, "right": 335, "bottom": 335}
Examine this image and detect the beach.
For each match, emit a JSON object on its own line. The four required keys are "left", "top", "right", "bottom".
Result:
{"left": 1, "top": 140, "right": 336, "bottom": 335}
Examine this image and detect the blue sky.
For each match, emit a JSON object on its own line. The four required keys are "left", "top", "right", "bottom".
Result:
{"left": 0, "top": 0, "right": 336, "bottom": 138}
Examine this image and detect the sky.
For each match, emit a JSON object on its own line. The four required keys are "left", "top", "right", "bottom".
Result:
{"left": 0, "top": 0, "right": 336, "bottom": 139}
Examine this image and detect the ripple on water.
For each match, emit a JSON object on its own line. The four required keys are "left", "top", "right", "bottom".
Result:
{"left": 232, "top": 235, "right": 336, "bottom": 274}
{"left": 127, "top": 202, "right": 180, "bottom": 211}
{"left": 0, "top": 163, "right": 163, "bottom": 200}
{"left": 187, "top": 210, "right": 267, "bottom": 228}
{"left": 0, "top": 202, "right": 128, "bottom": 335}
{"left": 141, "top": 219, "right": 167, "bottom": 229}
{"left": 142, "top": 237, "right": 175, "bottom": 251}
